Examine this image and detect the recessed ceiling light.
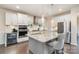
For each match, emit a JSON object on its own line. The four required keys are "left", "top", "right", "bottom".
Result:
{"left": 16, "top": 5, "right": 20, "bottom": 9}
{"left": 58, "top": 8, "right": 63, "bottom": 12}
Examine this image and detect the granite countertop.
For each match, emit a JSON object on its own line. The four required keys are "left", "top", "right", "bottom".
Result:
{"left": 27, "top": 31, "right": 58, "bottom": 43}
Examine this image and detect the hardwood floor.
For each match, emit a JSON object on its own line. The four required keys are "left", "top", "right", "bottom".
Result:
{"left": 64, "top": 44, "right": 79, "bottom": 54}
{"left": 0, "top": 42, "right": 29, "bottom": 54}
{"left": 0, "top": 42, "right": 79, "bottom": 54}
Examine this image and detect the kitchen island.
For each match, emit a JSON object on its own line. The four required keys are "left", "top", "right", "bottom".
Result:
{"left": 27, "top": 31, "right": 58, "bottom": 54}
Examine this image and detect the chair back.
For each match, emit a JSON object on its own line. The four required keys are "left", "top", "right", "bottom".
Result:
{"left": 54, "top": 33, "right": 65, "bottom": 50}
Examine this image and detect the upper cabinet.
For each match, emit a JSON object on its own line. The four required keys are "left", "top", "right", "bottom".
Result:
{"left": 18, "top": 13, "right": 27, "bottom": 25}
{"left": 5, "top": 12, "right": 18, "bottom": 25}
{"left": 26, "top": 15, "right": 33, "bottom": 25}
{"left": 5, "top": 12, "right": 33, "bottom": 25}
{"left": 18, "top": 13, "right": 33, "bottom": 25}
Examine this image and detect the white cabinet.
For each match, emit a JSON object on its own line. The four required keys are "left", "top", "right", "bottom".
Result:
{"left": 0, "top": 33, "right": 5, "bottom": 44}
{"left": 17, "top": 13, "right": 23, "bottom": 25}
{"left": 5, "top": 12, "right": 33, "bottom": 25}
{"left": 18, "top": 13, "right": 27, "bottom": 25}
{"left": 5, "top": 12, "right": 18, "bottom": 25}
{"left": 18, "top": 13, "right": 33, "bottom": 25}
{"left": 17, "top": 37, "right": 29, "bottom": 43}
{"left": 27, "top": 15, "right": 33, "bottom": 25}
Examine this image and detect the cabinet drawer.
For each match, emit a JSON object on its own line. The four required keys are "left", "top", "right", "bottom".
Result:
{"left": 17, "top": 37, "right": 28, "bottom": 43}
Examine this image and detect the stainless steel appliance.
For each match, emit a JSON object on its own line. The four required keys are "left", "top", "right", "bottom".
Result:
{"left": 19, "top": 25, "right": 28, "bottom": 38}
{"left": 57, "top": 22, "right": 64, "bottom": 33}
{"left": 65, "top": 22, "right": 71, "bottom": 44}
{"left": 7, "top": 32, "right": 17, "bottom": 45}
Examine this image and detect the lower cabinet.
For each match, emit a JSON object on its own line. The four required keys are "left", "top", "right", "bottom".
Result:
{"left": 0, "top": 33, "right": 5, "bottom": 45}
{"left": 17, "top": 37, "right": 28, "bottom": 43}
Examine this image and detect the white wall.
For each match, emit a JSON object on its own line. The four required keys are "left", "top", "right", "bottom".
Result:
{"left": 0, "top": 9, "right": 5, "bottom": 44}
{"left": 71, "top": 7, "right": 79, "bottom": 46}
{"left": 53, "top": 7, "right": 79, "bottom": 46}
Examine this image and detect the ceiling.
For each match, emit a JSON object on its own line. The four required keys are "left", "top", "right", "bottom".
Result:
{"left": 0, "top": 4, "right": 78, "bottom": 17}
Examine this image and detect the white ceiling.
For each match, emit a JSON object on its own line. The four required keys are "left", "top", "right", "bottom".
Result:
{"left": 0, "top": 4, "right": 78, "bottom": 17}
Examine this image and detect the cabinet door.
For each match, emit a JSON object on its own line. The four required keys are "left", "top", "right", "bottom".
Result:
{"left": 17, "top": 37, "right": 28, "bottom": 43}
{"left": 18, "top": 13, "right": 24, "bottom": 25}
{"left": 6, "top": 12, "right": 17, "bottom": 25}
{"left": 18, "top": 13, "right": 32, "bottom": 25}
{"left": 0, "top": 33, "right": 5, "bottom": 44}
{"left": 12, "top": 13, "right": 17, "bottom": 25}
{"left": 27, "top": 16, "right": 33, "bottom": 25}
{"left": 22, "top": 14, "right": 28, "bottom": 25}
{"left": 6, "top": 12, "right": 12, "bottom": 25}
